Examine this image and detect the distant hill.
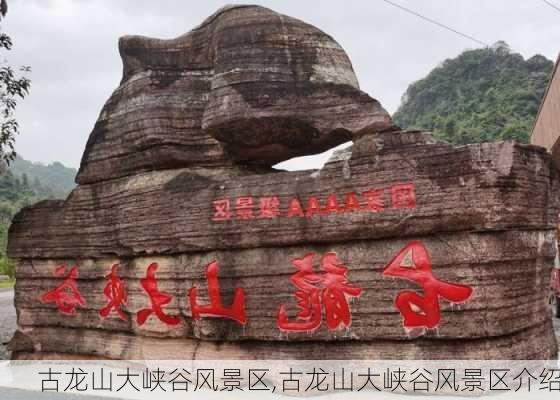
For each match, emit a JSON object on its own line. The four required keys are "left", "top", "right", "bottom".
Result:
{"left": 393, "top": 42, "right": 554, "bottom": 144}
{"left": 0, "top": 165, "right": 45, "bottom": 253}
{"left": 9, "top": 155, "right": 76, "bottom": 198}
{"left": 0, "top": 156, "right": 76, "bottom": 257}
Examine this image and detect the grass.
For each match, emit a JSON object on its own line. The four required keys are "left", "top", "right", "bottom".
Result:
{"left": 0, "top": 278, "right": 14, "bottom": 289}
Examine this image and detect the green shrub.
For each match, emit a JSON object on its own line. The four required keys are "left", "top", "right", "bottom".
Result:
{"left": 0, "top": 256, "right": 15, "bottom": 279}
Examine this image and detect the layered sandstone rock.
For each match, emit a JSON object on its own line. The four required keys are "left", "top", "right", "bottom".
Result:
{"left": 7, "top": 5, "right": 560, "bottom": 360}
{"left": 77, "top": 4, "right": 393, "bottom": 184}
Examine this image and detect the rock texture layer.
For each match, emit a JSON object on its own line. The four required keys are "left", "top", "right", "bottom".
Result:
{"left": 9, "top": 131, "right": 560, "bottom": 360}
{"left": 10, "top": 230, "right": 557, "bottom": 342}
{"left": 77, "top": 5, "right": 393, "bottom": 184}
{"left": 9, "top": 132, "right": 559, "bottom": 259}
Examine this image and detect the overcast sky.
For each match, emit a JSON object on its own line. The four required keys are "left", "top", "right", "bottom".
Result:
{"left": 4, "top": 0, "right": 560, "bottom": 171}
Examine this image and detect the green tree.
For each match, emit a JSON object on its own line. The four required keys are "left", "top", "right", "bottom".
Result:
{"left": 0, "top": 0, "right": 31, "bottom": 163}
{"left": 21, "top": 172, "right": 28, "bottom": 189}
{"left": 393, "top": 43, "right": 554, "bottom": 145}
{"left": 0, "top": 254, "right": 14, "bottom": 278}
{"left": 9, "top": 155, "right": 76, "bottom": 197}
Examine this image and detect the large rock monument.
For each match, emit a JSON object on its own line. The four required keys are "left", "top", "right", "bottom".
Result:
{"left": 8, "top": 5, "right": 560, "bottom": 360}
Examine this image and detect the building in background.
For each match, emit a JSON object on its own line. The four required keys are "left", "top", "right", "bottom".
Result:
{"left": 532, "top": 56, "right": 560, "bottom": 318}
{"left": 532, "top": 55, "right": 560, "bottom": 169}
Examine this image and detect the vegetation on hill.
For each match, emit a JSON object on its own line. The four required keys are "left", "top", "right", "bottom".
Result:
{"left": 10, "top": 155, "right": 76, "bottom": 198}
{"left": 0, "top": 156, "right": 76, "bottom": 279}
{"left": 0, "top": 168, "right": 32, "bottom": 255}
{"left": 393, "top": 42, "right": 554, "bottom": 145}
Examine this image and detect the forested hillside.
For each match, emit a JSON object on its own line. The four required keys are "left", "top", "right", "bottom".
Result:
{"left": 10, "top": 155, "right": 76, "bottom": 198}
{"left": 0, "top": 167, "right": 37, "bottom": 250}
{"left": 0, "top": 157, "right": 76, "bottom": 278}
{"left": 393, "top": 42, "right": 554, "bottom": 144}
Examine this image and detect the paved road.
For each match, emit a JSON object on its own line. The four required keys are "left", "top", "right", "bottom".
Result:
{"left": 0, "top": 388, "right": 125, "bottom": 400}
{"left": 0, "top": 287, "right": 16, "bottom": 359}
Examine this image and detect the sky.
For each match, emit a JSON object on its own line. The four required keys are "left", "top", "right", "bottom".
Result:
{"left": 4, "top": 0, "right": 560, "bottom": 171}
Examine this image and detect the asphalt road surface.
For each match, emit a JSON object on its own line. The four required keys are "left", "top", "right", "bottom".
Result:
{"left": 0, "top": 287, "right": 16, "bottom": 360}
{"left": 0, "top": 388, "right": 127, "bottom": 400}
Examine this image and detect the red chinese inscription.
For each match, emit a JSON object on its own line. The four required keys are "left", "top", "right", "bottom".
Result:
{"left": 41, "top": 265, "right": 86, "bottom": 315}
{"left": 363, "top": 188, "right": 385, "bottom": 212}
{"left": 211, "top": 199, "right": 231, "bottom": 221}
{"left": 236, "top": 196, "right": 254, "bottom": 220}
{"left": 383, "top": 241, "right": 473, "bottom": 329}
{"left": 99, "top": 264, "right": 128, "bottom": 321}
{"left": 390, "top": 183, "right": 416, "bottom": 209}
{"left": 188, "top": 261, "right": 247, "bottom": 325}
{"left": 137, "top": 263, "right": 181, "bottom": 326}
{"left": 259, "top": 196, "right": 281, "bottom": 218}
{"left": 211, "top": 183, "right": 417, "bottom": 222}
{"left": 277, "top": 252, "right": 362, "bottom": 332}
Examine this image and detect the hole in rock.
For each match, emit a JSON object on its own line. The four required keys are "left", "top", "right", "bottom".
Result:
{"left": 273, "top": 142, "right": 352, "bottom": 172}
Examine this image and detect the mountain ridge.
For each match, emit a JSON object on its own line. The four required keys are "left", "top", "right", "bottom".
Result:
{"left": 8, "top": 154, "right": 76, "bottom": 198}
{"left": 393, "top": 42, "right": 554, "bottom": 145}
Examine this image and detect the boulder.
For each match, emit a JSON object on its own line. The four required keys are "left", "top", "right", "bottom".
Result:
{"left": 7, "top": 6, "right": 560, "bottom": 361}
{"left": 77, "top": 5, "right": 393, "bottom": 184}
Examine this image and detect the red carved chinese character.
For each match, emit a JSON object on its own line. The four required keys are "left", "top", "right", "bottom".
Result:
{"left": 99, "top": 264, "right": 128, "bottom": 321}
{"left": 236, "top": 197, "right": 254, "bottom": 220}
{"left": 391, "top": 183, "right": 416, "bottom": 209}
{"left": 41, "top": 265, "right": 86, "bottom": 315}
{"left": 383, "top": 241, "right": 473, "bottom": 329}
{"left": 212, "top": 199, "right": 231, "bottom": 221}
{"left": 278, "top": 252, "right": 362, "bottom": 332}
{"left": 137, "top": 263, "right": 181, "bottom": 326}
{"left": 323, "top": 194, "right": 341, "bottom": 215}
{"left": 188, "top": 261, "right": 247, "bottom": 324}
{"left": 342, "top": 192, "right": 361, "bottom": 212}
{"left": 287, "top": 198, "right": 305, "bottom": 218}
{"left": 259, "top": 196, "right": 281, "bottom": 218}
{"left": 362, "top": 188, "right": 385, "bottom": 212}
